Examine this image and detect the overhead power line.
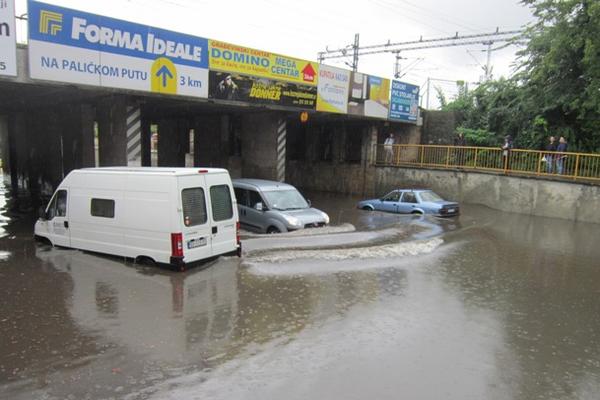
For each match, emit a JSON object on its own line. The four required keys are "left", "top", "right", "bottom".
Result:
{"left": 318, "top": 29, "right": 524, "bottom": 73}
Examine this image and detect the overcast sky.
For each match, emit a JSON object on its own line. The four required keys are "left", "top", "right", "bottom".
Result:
{"left": 14, "top": 0, "right": 535, "bottom": 108}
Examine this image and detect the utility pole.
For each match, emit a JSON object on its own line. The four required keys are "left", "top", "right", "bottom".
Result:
{"left": 394, "top": 52, "right": 401, "bottom": 78}
{"left": 351, "top": 33, "right": 359, "bottom": 72}
{"left": 484, "top": 41, "right": 493, "bottom": 81}
{"left": 426, "top": 77, "right": 431, "bottom": 110}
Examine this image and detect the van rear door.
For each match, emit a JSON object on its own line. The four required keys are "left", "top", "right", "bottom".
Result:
{"left": 179, "top": 177, "right": 213, "bottom": 262}
{"left": 205, "top": 173, "right": 237, "bottom": 256}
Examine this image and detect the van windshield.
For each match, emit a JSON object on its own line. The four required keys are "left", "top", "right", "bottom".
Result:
{"left": 262, "top": 189, "right": 309, "bottom": 211}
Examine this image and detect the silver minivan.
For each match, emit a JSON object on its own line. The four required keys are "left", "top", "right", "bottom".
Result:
{"left": 233, "top": 179, "right": 330, "bottom": 233}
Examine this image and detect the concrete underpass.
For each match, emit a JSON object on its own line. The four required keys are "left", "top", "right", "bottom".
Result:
{"left": 0, "top": 48, "right": 421, "bottom": 209}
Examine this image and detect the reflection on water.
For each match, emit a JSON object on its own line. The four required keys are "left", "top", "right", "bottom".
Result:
{"left": 0, "top": 180, "right": 599, "bottom": 399}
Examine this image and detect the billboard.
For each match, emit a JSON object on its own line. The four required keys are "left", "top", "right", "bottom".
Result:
{"left": 208, "top": 71, "right": 316, "bottom": 109}
{"left": 347, "top": 72, "right": 390, "bottom": 119}
{"left": 316, "top": 65, "right": 350, "bottom": 114}
{"left": 209, "top": 40, "right": 318, "bottom": 87}
{"left": 28, "top": 1, "right": 208, "bottom": 97}
{"left": 389, "top": 80, "right": 419, "bottom": 122}
{"left": 0, "top": 0, "right": 17, "bottom": 76}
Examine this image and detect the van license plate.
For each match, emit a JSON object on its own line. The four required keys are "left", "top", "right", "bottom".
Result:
{"left": 447, "top": 208, "right": 455, "bottom": 213}
{"left": 187, "top": 237, "right": 207, "bottom": 249}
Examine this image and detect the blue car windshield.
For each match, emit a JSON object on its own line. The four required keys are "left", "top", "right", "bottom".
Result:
{"left": 263, "top": 189, "right": 309, "bottom": 210}
{"left": 419, "top": 191, "right": 444, "bottom": 202}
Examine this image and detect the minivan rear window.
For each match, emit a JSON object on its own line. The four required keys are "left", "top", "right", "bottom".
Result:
{"left": 210, "top": 185, "right": 233, "bottom": 221}
{"left": 182, "top": 188, "right": 208, "bottom": 226}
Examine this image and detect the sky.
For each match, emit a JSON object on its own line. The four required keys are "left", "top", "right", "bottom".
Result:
{"left": 13, "top": 0, "right": 535, "bottom": 109}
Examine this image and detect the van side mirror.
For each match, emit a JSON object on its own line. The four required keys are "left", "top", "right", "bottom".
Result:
{"left": 306, "top": 199, "right": 312, "bottom": 207}
{"left": 254, "top": 202, "right": 264, "bottom": 212}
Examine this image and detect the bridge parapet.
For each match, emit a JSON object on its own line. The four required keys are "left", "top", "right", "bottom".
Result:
{"left": 373, "top": 144, "right": 600, "bottom": 184}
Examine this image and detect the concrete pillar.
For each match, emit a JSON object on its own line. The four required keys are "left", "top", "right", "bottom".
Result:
{"left": 140, "top": 117, "right": 152, "bottom": 167}
{"left": 6, "top": 113, "right": 25, "bottom": 196}
{"left": 97, "top": 96, "right": 128, "bottom": 166}
{"left": 240, "top": 112, "right": 282, "bottom": 180}
{"left": 362, "top": 124, "right": 378, "bottom": 196}
{"left": 61, "top": 104, "right": 95, "bottom": 174}
{"left": 193, "top": 115, "right": 221, "bottom": 167}
{"left": 276, "top": 118, "right": 286, "bottom": 182}
{"left": 80, "top": 105, "right": 96, "bottom": 168}
{"left": 126, "top": 106, "right": 142, "bottom": 166}
{"left": 157, "top": 118, "right": 187, "bottom": 167}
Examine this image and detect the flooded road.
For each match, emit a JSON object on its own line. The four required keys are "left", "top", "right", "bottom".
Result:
{"left": 1, "top": 182, "right": 599, "bottom": 399}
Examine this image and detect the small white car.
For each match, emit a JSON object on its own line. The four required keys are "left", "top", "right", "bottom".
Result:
{"left": 233, "top": 179, "right": 329, "bottom": 233}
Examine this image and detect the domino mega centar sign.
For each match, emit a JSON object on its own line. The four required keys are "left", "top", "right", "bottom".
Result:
{"left": 28, "top": 0, "right": 208, "bottom": 97}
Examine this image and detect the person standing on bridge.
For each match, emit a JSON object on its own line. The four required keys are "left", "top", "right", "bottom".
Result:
{"left": 502, "top": 135, "right": 513, "bottom": 170}
{"left": 556, "top": 136, "right": 568, "bottom": 174}
{"left": 384, "top": 133, "right": 395, "bottom": 163}
{"left": 544, "top": 136, "right": 557, "bottom": 174}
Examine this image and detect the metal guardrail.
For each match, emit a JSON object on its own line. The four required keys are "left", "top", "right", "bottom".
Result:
{"left": 373, "top": 144, "right": 600, "bottom": 183}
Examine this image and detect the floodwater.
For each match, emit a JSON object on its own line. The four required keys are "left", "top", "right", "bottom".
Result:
{"left": 1, "top": 182, "right": 599, "bottom": 400}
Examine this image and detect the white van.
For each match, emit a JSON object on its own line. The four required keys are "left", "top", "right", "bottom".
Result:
{"left": 34, "top": 167, "right": 240, "bottom": 270}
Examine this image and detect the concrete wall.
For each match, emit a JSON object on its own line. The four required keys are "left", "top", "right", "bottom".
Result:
{"left": 422, "top": 110, "right": 460, "bottom": 145}
{"left": 374, "top": 167, "right": 600, "bottom": 224}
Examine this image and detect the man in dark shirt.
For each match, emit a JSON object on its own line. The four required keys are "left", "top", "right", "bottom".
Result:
{"left": 544, "top": 136, "right": 557, "bottom": 174}
{"left": 556, "top": 136, "right": 568, "bottom": 174}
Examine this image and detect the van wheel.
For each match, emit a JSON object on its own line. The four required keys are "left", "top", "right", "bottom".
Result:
{"left": 362, "top": 206, "right": 374, "bottom": 211}
{"left": 135, "top": 256, "right": 156, "bottom": 267}
{"left": 411, "top": 210, "right": 423, "bottom": 215}
{"left": 267, "top": 226, "right": 281, "bottom": 234}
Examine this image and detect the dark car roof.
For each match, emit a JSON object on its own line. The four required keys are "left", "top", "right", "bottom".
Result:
{"left": 232, "top": 178, "right": 296, "bottom": 192}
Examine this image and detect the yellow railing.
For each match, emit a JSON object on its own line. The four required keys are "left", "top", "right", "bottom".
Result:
{"left": 373, "top": 144, "right": 600, "bottom": 183}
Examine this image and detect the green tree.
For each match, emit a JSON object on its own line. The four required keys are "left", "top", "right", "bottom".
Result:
{"left": 519, "top": 0, "right": 600, "bottom": 151}
{"left": 442, "top": 0, "right": 600, "bottom": 152}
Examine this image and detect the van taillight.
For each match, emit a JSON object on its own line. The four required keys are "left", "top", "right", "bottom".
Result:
{"left": 171, "top": 233, "right": 184, "bottom": 257}
{"left": 236, "top": 221, "right": 240, "bottom": 244}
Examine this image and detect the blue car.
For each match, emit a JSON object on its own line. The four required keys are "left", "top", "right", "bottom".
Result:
{"left": 357, "top": 189, "right": 459, "bottom": 217}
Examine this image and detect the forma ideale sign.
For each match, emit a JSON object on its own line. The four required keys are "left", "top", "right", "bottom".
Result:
{"left": 27, "top": 0, "right": 209, "bottom": 97}
{"left": 0, "top": 0, "right": 17, "bottom": 76}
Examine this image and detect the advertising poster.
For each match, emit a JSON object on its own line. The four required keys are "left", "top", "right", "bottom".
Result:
{"left": 0, "top": 0, "right": 17, "bottom": 76}
{"left": 316, "top": 64, "right": 350, "bottom": 114}
{"left": 209, "top": 40, "right": 318, "bottom": 87}
{"left": 208, "top": 71, "right": 316, "bottom": 109}
{"left": 347, "top": 71, "right": 390, "bottom": 119}
{"left": 28, "top": 0, "right": 209, "bottom": 97}
{"left": 389, "top": 80, "right": 419, "bottom": 122}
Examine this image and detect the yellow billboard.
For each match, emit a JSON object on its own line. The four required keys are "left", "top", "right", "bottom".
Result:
{"left": 209, "top": 40, "right": 318, "bottom": 86}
